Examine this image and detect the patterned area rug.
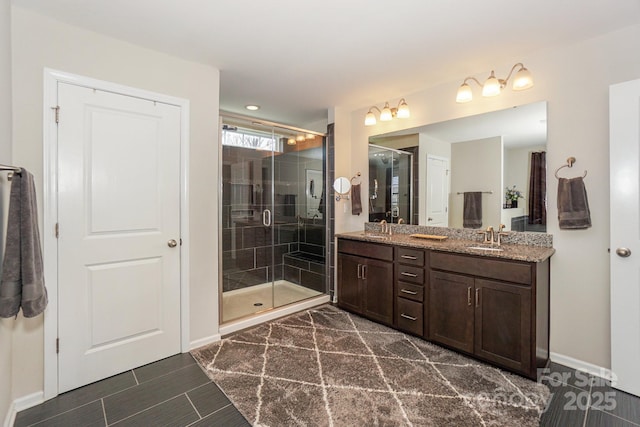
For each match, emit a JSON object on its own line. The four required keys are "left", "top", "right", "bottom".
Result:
{"left": 191, "top": 305, "right": 550, "bottom": 426}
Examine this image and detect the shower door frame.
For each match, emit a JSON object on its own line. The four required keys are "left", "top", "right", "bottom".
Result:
{"left": 218, "top": 112, "right": 330, "bottom": 328}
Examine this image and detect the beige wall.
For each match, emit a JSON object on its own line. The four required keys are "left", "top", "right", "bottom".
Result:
{"left": 335, "top": 23, "right": 640, "bottom": 369}
{"left": 1, "top": 0, "right": 13, "bottom": 420}
{"left": 10, "top": 6, "right": 220, "bottom": 400}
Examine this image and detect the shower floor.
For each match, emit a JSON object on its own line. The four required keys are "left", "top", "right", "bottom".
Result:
{"left": 222, "top": 280, "right": 323, "bottom": 323}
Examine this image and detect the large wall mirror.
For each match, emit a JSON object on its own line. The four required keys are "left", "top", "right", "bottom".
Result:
{"left": 368, "top": 101, "right": 547, "bottom": 232}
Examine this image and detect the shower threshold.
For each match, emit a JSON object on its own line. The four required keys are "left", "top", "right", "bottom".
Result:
{"left": 222, "top": 280, "right": 323, "bottom": 324}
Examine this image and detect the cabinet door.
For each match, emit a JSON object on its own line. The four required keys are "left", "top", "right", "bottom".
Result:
{"left": 474, "top": 279, "right": 532, "bottom": 375}
{"left": 337, "top": 254, "right": 363, "bottom": 314}
{"left": 428, "top": 271, "right": 474, "bottom": 354}
{"left": 362, "top": 258, "right": 394, "bottom": 325}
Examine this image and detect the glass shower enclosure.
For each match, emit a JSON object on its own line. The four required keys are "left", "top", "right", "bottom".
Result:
{"left": 368, "top": 144, "right": 413, "bottom": 223}
{"left": 220, "top": 114, "right": 328, "bottom": 324}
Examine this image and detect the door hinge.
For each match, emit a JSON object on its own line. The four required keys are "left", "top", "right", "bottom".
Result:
{"left": 180, "top": 238, "right": 182, "bottom": 246}
{"left": 56, "top": 338, "right": 59, "bottom": 354}
{"left": 52, "top": 106, "right": 60, "bottom": 124}
{"left": 55, "top": 223, "right": 59, "bottom": 238}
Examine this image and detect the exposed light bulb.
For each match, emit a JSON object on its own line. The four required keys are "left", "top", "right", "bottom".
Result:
{"left": 296, "top": 134, "right": 305, "bottom": 142}
{"left": 287, "top": 138, "right": 296, "bottom": 145}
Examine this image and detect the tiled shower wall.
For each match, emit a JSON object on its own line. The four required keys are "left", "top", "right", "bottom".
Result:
{"left": 222, "top": 141, "right": 330, "bottom": 294}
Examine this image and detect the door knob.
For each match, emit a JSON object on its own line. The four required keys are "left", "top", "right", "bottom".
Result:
{"left": 168, "top": 239, "right": 178, "bottom": 248}
{"left": 616, "top": 247, "right": 631, "bottom": 257}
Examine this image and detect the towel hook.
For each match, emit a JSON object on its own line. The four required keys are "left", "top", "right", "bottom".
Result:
{"left": 555, "top": 156, "right": 587, "bottom": 179}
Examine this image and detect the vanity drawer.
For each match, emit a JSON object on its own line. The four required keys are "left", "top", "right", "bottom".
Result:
{"left": 338, "top": 239, "right": 393, "bottom": 261}
{"left": 397, "top": 281, "right": 424, "bottom": 302}
{"left": 396, "top": 264, "right": 424, "bottom": 284}
{"left": 430, "top": 252, "right": 531, "bottom": 285}
{"left": 395, "top": 247, "right": 425, "bottom": 266}
{"left": 396, "top": 298, "right": 423, "bottom": 336}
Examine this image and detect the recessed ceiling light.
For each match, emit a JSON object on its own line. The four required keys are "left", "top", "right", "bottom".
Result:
{"left": 245, "top": 105, "right": 260, "bottom": 111}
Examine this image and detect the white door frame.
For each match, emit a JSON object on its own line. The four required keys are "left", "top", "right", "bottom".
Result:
{"left": 42, "top": 68, "right": 190, "bottom": 399}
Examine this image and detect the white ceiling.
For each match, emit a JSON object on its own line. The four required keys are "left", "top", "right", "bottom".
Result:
{"left": 11, "top": 0, "right": 640, "bottom": 128}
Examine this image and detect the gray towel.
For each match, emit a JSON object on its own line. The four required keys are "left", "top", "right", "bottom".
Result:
{"left": 351, "top": 183, "right": 362, "bottom": 215}
{"left": 463, "top": 192, "right": 482, "bottom": 229}
{"left": 0, "top": 169, "right": 48, "bottom": 318}
{"left": 557, "top": 177, "right": 591, "bottom": 229}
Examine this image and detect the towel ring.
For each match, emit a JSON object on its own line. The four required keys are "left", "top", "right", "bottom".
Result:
{"left": 554, "top": 157, "right": 587, "bottom": 179}
{"left": 350, "top": 172, "right": 362, "bottom": 185}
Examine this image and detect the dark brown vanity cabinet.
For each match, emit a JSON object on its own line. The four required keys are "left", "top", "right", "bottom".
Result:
{"left": 336, "top": 237, "right": 550, "bottom": 380}
{"left": 429, "top": 251, "right": 549, "bottom": 379}
{"left": 394, "top": 247, "right": 426, "bottom": 336}
{"left": 337, "top": 239, "right": 394, "bottom": 325}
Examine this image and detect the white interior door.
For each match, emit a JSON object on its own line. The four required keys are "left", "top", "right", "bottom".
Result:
{"left": 57, "top": 82, "right": 182, "bottom": 393}
{"left": 426, "top": 155, "right": 449, "bottom": 227}
{"left": 610, "top": 78, "right": 640, "bottom": 397}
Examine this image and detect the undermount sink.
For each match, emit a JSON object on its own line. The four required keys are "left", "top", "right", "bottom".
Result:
{"left": 362, "top": 233, "right": 388, "bottom": 239}
{"left": 467, "top": 246, "right": 504, "bottom": 252}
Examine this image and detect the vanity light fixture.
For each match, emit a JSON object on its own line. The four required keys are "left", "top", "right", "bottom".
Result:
{"left": 456, "top": 63, "right": 533, "bottom": 103}
{"left": 364, "top": 98, "right": 410, "bottom": 126}
{"left": 287, "top": 137, "right": 296, "bottom": 145}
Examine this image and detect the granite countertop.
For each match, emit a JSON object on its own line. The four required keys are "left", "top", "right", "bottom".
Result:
{"left": 336, "top": 231, "right": 555, "bottom": 263}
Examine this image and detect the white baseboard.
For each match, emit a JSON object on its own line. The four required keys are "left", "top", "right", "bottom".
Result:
{"left": 4, "top": 391, "right": 44, "bottom": 427}
{"left": 550, "top": 352, "right": 614, "bottom": 381}
{"left": 189, "top": 334, "right": 222, "bottom": 351}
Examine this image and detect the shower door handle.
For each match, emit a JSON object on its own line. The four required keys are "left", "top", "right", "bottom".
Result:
{"left": 262, "top": 209, "right": 272, "bottom": 227}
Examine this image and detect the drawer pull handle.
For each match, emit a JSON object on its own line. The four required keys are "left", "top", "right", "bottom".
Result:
{"left": 401, "top": 272, "right": 418, "bottom": 278}
{"left": 401, "top": 313, "right": 418, "bottom": 321}
{"left": 475, "top": 288, "right": 480, "bottom": 307}
{"left": 467, "top": 287, "right": 472, "bottom": 306}
{"left": 400, "top": 289, "right": 418, "bottom": 295}
{"left": 401, "top": 255, "right": 418, "bottom": 260}
{"left": 357, "top": 264, "right": 362, "bottom": 279}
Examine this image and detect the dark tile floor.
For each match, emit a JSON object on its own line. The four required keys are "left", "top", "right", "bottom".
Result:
{"left": 14, "top": 356, "right": 640, "bottom": 426}
{"left": 541, "top": 362, "right": 640, "bottom": 426}
{"left": 14, "top": 353, "right": 250, "bottom": 427}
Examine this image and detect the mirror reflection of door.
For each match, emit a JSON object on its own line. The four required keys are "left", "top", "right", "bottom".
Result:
{"left": 426, "top": 155, "right": 449, "bottom": 227}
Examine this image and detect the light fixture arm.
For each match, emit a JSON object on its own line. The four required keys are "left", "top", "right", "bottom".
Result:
{"left": 367, "top": 106, "right": 382, "bottom": 114}
{"left": 461, "top": 76, "right": 484, "bottom": 88}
